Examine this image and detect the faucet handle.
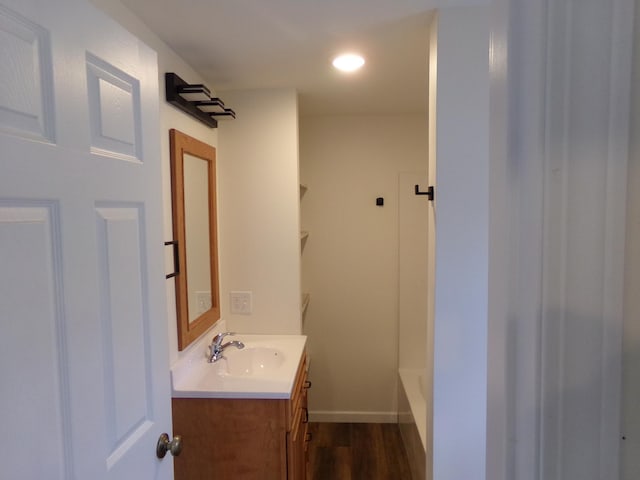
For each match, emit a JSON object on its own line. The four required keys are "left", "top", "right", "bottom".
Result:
{"left": 212, "top": 331, "right": 236, "bottom": 346}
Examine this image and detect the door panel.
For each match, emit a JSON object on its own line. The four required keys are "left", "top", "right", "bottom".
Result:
{"left": 0, "top": 4, "right": 55, "bottom": 142}
{"left": 86, "top": 54, "right": 143, "bottom": 161}
{"left": 0, "top": 203, "right": 68, "bottom": 479}
{"left": 96, "top": 206, "right": 152, "bottom": 457}
{"left": 0, "top": 0, "right": 172, "bottom": 478}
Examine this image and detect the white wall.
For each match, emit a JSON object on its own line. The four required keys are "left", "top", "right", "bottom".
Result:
{"left": 300, "top": 114, "right": 427, "bottom": 421}
{"left": 217, "top": 89, "right": 302, "bottom": 335}
{"left": 398, "top": 171, "right": 429, "bottom": 372}
{"left": 425, "top": 15, "right": 438, "bottom": 476}
{"left": 90, "top": 3, "right": 303, "bottom": 363}
{"left": 486, "top": 0, "right": 511, "bottom": 478}
{"left": 89, "top": 0, "right": 219, "bottom": 367}
{"left": 430, "top": 7, "right": 490, "bottom": 480}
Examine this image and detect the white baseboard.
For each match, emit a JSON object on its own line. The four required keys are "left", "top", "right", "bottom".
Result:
{"left": 309, "top": 410, "right": 398, "bottom": 423}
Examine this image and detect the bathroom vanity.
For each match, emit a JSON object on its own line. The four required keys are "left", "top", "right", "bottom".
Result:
{"left": 170, "top": 334, "right": 309, "bottom": 480}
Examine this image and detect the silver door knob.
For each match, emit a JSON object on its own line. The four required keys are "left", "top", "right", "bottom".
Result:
{"left": 156, "top": 433, "right": 183, "bottom": 458}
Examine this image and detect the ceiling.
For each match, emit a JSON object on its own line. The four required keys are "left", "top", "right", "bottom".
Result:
{"left": 117, "top": 0, "right": 447, "bottom": 116}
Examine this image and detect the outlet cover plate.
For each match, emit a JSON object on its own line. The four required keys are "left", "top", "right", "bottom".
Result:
{"left": 230, "top": 291, "right": 252, "bottom": 315}
{"left": 196, "top": 291, "right": 212, "bottom": 315}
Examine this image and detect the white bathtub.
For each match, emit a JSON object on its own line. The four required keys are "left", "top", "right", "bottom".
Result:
{"left": 398, "top": 368, "right": 427, "bottom": 479}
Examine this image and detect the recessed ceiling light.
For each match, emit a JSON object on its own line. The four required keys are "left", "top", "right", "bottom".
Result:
{"left": 332, "top": 53, "right": 365, "bottom": 72}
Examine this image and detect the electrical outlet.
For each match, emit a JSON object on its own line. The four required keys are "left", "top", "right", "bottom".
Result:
{"left": 230, "top": 291, "right": 252, "bottom": 315}
{"left": 196, "top": 291, "right": 212, "bottom": 314}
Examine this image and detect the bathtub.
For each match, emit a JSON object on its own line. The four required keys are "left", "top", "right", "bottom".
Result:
{"left": 398, "top": 368, "right": 427, "bottom": 480}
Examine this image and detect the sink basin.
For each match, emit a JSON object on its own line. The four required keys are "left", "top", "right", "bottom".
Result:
{"left": 217, "top": 347, "right": 285, "bottom": 377}
{"left": 171, "top": 333, "right": 307, "bottom": 399}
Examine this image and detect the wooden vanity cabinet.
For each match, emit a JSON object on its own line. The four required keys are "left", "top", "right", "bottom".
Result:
{"left": 172, "top": 352, "right": 309, "bottom": 480}
{"left": 286, "top": 354, "right": 310, "bottom": 480}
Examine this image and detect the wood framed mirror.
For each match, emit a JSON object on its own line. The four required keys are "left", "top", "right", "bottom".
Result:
{"left": 169, "top": 129, "right": 220, "bottom": 350}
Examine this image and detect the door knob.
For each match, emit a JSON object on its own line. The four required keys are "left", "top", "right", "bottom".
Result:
{"left": 156, "top": 433, "right": 183, "bottom": 459}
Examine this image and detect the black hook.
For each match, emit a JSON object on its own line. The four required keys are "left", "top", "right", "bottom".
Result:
{"left": 415, "top": 185, "right": 435, "bottom": 201}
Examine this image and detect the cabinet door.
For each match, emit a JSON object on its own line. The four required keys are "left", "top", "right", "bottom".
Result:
{"left": 301, "top": 384, "right": 310, "bottom": 479}
{"left": 287, "top": 406, "right": 305, "bottom": 480}
{"left": 287, "top": 368, "right": 310, "bottom": 480}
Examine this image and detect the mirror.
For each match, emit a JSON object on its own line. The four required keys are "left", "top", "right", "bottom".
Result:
{"left": 169, "top": 129, "right": 220, "bottom": 350}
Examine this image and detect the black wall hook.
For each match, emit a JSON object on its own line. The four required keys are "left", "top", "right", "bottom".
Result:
{"left": 415, "top": 185, "right": 435, "bottom": 201}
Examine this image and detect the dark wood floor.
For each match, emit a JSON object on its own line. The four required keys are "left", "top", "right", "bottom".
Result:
{"left": 307, "top": 423, "right": 412, "bottom": 480}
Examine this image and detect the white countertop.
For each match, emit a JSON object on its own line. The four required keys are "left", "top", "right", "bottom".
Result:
{"left": 171, "top": 333, "right": 307, "bottom": 399}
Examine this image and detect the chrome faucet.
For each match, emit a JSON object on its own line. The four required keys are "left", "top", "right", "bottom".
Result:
{"left": 208, "top": 332, "right": 245, "bottom": 363}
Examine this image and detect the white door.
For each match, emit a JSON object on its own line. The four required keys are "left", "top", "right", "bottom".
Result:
{"left": 0, "top": 0, "right": 173, "bottom": 478}
{"left": 429, "top": 7, "right": 490, "bottom": 480}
